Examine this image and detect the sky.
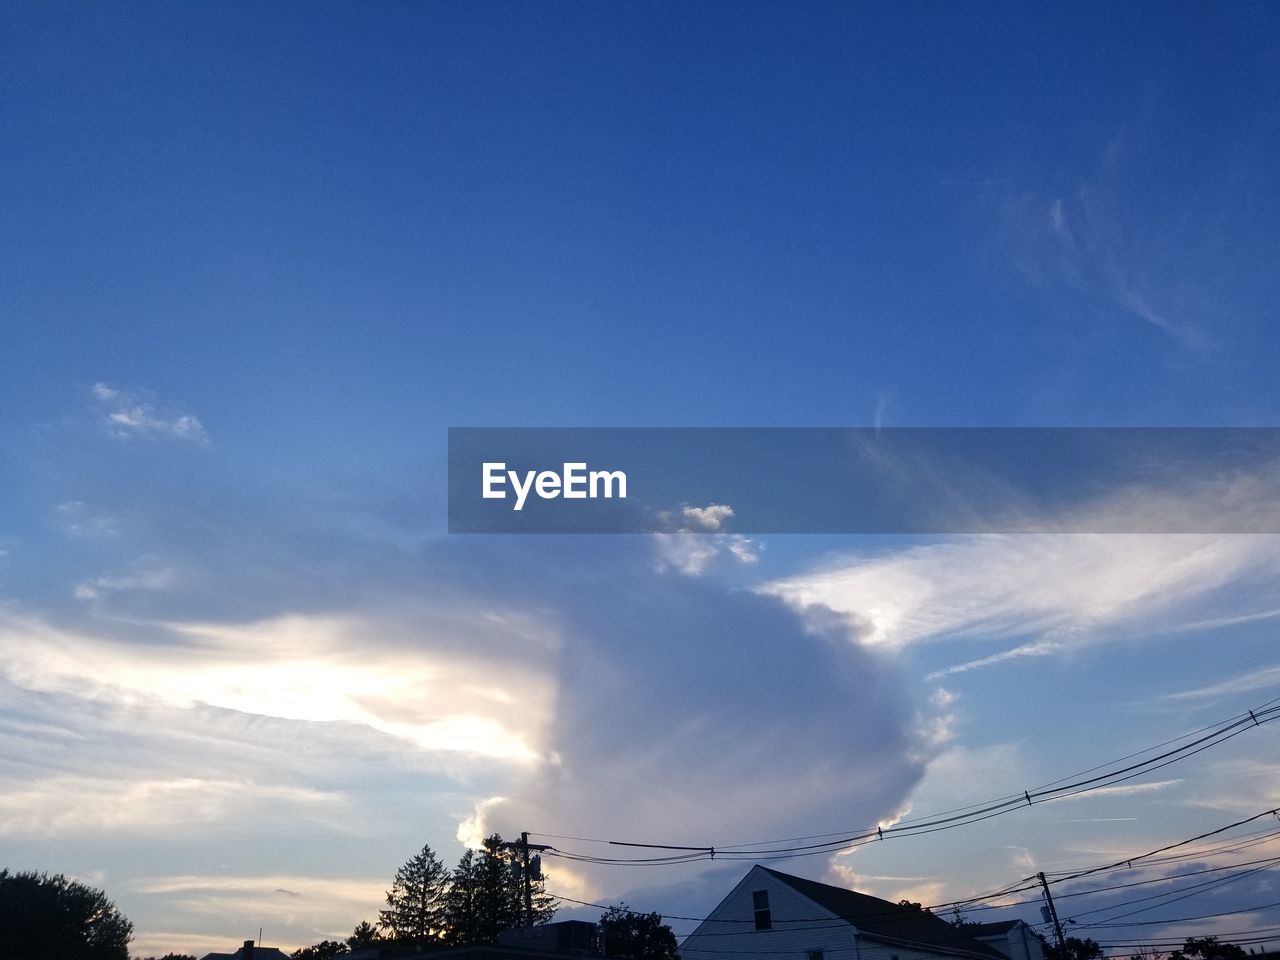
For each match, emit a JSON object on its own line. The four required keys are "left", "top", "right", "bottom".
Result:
{"left": 3, "top": 2, "right": 1280, "bottom": 956}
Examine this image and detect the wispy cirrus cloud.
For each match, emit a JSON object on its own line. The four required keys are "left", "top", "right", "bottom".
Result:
{"left": 0, "top": 775, "right": 347, "bottom": 837}
{"left": 998, "top": 130, "right": 1245, "bottom": 356}
{"left": 1041, "top": 186, "right": 1209, "bottom": 352}
{"left": 1161, "top": 662, "right": 1280, "bottom": 703}
{"left": 90, "top": 382, "right": 208, "bottom": 443}
{"left": 55, "top": 500, "right": 120, "bottom": 537}
{"left": 73, "top": 557, "right": 175, "bottom": 600}
{"left": 127, "top": 874, "right": 389, "bottom": 956}
{"left": 764, "top": 533, "right": 1280, "bottom": 661}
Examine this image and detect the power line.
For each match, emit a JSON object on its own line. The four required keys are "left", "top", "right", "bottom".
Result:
{"left": 544, "top": 809, "right": 1280, "bottom": 943}
{"left": 1080, "top": 897, "right": 1280, "bottom": 930}
{"left": 1066, "top": 860, "right": 1280, "bottom": 924}
{"left": 536, "top": 702, "right": 1280, "bottom": 865}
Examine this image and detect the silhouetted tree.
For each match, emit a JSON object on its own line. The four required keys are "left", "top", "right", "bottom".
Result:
{"left": 346, "top": 921, "right": 379, "bottom": 950}
{"left": 1045, "top": 937, "right": 1104, "bottom": 960}
{"left": 379, "top": 844, "right": 450, "bottom": 945}
{"left": 1169, "top": 937, "right": 1247, "bottom": 960}
{"left": 0, "top": 869, "right": 133, "bottom": 960}
{"left": 599, "top": 904, "right": 679, "bottom": 960}
{"left": 135, "top": 955, "right": 196, "bottom": 960}
{"left": 444, "top": 835, "right": 555, "bottom": 944}
{"left": 291, "top": 941, "right": 348, "bottom": 960}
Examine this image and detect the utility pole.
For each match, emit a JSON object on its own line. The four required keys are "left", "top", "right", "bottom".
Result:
{"left": 1038, "top": 872, "right": 1065, "bottom": 948}
{"left": 509, "top": 832, "right": 550, "bottom": 927}
{"left": 520, "top": 832, "right": 532, "bottom": 927}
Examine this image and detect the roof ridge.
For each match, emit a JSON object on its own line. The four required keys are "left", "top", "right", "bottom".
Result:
{"left": 756, "top": 865, "right": 1007, "bottom": 960}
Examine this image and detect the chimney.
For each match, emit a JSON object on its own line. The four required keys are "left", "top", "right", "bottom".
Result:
{"left": 243, "top": 940, "right": 255, "bottom": 959}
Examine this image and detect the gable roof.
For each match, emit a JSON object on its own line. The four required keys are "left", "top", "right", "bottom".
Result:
{"left": 966, "top": 920, "right": 1026, "bottom": 937}
{"left": 760, "top": 868, "right": 1007, "bottom": 960}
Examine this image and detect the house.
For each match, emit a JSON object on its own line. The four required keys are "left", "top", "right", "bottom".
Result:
{"left": 200, "top": 939, "right": 292, "bottom": 960}
{"left": 963, "top": 920, "right": 1047, "bottom": 960}
{"left": 680, "top": 866, "right": 1014, "bottom": 960}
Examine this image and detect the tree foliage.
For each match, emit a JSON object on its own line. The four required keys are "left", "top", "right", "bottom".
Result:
{"left": 379, "top": 844, "right": 450, "bottom": 945}
{"left": 0, "top": 869, "right": 133, "bottom": 960}
{"left": 1045, "top": 937, "right": 1104, "bottom": 960}
{"left": 1169, "top": 937, "right": 1247, "bottom": 960}
{"left": 443, "top": 835, "right": 555, "bottom": 945}
{"left": 347, "top": 921, "right": 379, "bottom": 949}
{"left": 291, "top": 940, "right": 349, "bottom": 960}
{"left": 598, "top": 904, "right": 679, "bottom": 960}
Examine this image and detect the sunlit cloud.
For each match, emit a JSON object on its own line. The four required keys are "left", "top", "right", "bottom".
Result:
{"left": 763, "top": 533, "right": 1280, "bottom": 674}
{"left": 128, "top": 874, "right": 389, "bottom": 956}
{"left": 0, "top": 611, "right": 554, "bottom": 762}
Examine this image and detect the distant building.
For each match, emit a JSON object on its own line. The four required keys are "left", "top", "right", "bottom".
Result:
{"left": 963, "top": 920, "right": 1048, "bottom": 960}
{"left": 200, "top": 940, "right": 292, "bottom": 960}
{"left": 681, "top": 866, "right": 1015, "bottom": 960}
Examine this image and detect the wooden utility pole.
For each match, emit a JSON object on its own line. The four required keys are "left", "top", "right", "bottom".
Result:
{"left": 520, "top": 831, "right": 532, "bottom": 927}
{"left": 1038, "top": 872, "right": 1065, "bottom": 947}
{"left": 508, "top": 832, "right": 550, "bottom": 927}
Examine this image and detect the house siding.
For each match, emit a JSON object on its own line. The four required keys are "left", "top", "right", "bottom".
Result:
{"left": 974, "top": 924, "right": 1046, "bottom": 960}
{"left": 682, "top": 866, "right": 1010, "bottom": 960}
{"left": 681, "top": 868, "right": 856, "bottom": 960}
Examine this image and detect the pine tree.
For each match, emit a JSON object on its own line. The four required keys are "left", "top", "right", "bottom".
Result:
{"left": 444, "top": 834, "right": 556, "bottom": 944}
{"left": 378, "top": 844, "right": 450, "bottom": 945}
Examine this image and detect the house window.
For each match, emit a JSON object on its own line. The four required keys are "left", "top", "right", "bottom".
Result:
{"left": 753, "top": 890, "right": 772, "bottom": 931}
{"left": 807, "top": 951, "right": 825, "bottom": 960}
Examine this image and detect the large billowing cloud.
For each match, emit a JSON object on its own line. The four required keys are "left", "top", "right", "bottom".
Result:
{"left": 0, "top": 520, "right": 935, "bottom": 946}
{"left": 460, "top": 538, "right": 929, "bottom": 886}
{"left": 11, "top": 409, "right": 1280, "bottom": 949}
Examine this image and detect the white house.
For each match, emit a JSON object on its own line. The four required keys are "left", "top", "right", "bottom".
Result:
{"left": 680, "top": 866, "right": 1017, "bottom": 960}
{"left": 964, "top": 921, "right": 1047, "bottom": 960}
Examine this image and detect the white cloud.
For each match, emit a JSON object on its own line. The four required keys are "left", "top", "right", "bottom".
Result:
{"left": 1161, "top": 660, "right": 1280, "bottom": 703}
{"left": 457, "top": 796, "right": 506, "bottom": 849}
{"left": 74, "top": 558, "right": 174, "bottom": 600}
{"left": 652, "top": 532, "right": 759, "bottom": 575}
{"left": 0, "top": 775, "right": 346, "bottom": 837}
{"left": 0, "top": 611, "right": 554, "bottom": 762}
{"left": 763, "top": 533, "right": 1280, "bottom": 674}
{"left": 650, "top": 503, "right": 760, "bottom": 574}
{"left": 90, "top": 382, "right": 209, "bottom": 443}
{"left": 1048, "top": 779, "right": 1182, "bottom": 801}
{"left": 0, "top": 535, "right": 927, "bottom": 937}
{"left": 679, "top": 504, "right": 735, "bottom": 532}
{"left": 1004, "top": 144, "right": 1213, "bottom": 353}
{"left": 127, "top": 874, "right": 389, "bottom": 956}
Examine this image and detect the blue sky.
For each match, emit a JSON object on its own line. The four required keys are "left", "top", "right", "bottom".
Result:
{"left": 3, "top": 2, "right": 1280, "bottom": 956}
